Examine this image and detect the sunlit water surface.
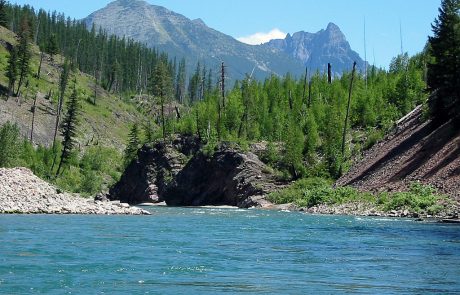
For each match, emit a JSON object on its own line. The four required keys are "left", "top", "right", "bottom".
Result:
{"left": 1, "top": 207, "right": 459, "bottom": 294}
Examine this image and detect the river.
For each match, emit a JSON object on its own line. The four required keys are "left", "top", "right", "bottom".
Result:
{"left": 1, "top": 207, "right": 459, "bottom": 294}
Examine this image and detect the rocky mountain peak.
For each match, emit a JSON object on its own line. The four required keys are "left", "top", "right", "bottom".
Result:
{"left": 326, "top": 22, "right": 341, "bottom": 32}
{"left": 324, "top": 22, "right": 347, "bottom": 41}
{"left": 264, "top": 23, "right": 364, "bottom": 75}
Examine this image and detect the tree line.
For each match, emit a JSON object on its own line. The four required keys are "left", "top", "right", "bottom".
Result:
{"left": 0, "top": 0, "right": 458, "bottom": 194}
{"left": 1, "top": 1, "right": 220, "bottom": 103}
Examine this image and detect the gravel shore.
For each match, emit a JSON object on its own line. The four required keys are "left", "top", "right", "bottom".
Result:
{"left": 304, "top": 202, "right": 459, "bottom": 219}
{"left": 0, "top": 168, "right": 150, "bottom": 215}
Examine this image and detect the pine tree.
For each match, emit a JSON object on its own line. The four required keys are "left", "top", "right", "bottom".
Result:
{"left": 123, "top": 123, "right": 140, "bottom": 167}
{"left": 46, "top": 33, "right": 59, "bottom": 60}
{"left": 56, "top": 84, "right": 80, "bottom": 176}
{"left": 283, "top": 119, "right": 305, "bottom": 179}
{"left": 303, "top": 111, "right": 319, "bottom": 163}
{"left": 5, "top": 46, "right": 18, "bottom": 98}
{"left": 189, "top": 62, "right": 201, "bottom": 102}
{"left": 427, "top": 0, "right": 460, "bottom": 124}
{"left": 151, "top": 61, "right": 172, "bottom": 140}
{"left": 52, "top": 59, "right": 70, "bottom": 155}
{"left": 0, "top": 0, "right": 8, "bottom": 28}
{"left": 15, "top": 17, "right": 32, "bottom": 96}
{"left": 175, "top": 58, "right": 186, "bottom": 103}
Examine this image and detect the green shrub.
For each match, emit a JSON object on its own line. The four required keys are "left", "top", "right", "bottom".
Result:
{"left": 79, "top": 170, "right": 103, "bottom": 196}
{"left": 80, "top": 146, "right": 122, "bottom": 174}
{"left": 382, "top": 182, "right": 441, "bottom": 212}
{"left": 55, "top": 167, "right": 82, "bottom": 193}
{"left": 0, "top": 122, "right": 21, "bottom": 167}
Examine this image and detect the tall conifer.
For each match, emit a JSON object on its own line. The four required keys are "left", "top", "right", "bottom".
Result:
{"left": 427, "top": 0, "right": 460, "bottom": 123}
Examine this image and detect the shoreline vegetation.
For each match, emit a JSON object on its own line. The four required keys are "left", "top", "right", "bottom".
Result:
{"left": 1, "top": 167, "right": 458, "bottom": 222}
{"left": 0, "top": 1, "right": 459, "bottom": 220}
{"left": 266, "top": 178, "right": 459, "bottom": 220}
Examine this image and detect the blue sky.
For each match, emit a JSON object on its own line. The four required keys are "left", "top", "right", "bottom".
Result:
{"left": 12, "top": 0, "right": 441, "bottom": 68}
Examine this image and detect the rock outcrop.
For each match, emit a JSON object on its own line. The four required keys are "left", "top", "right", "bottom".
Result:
{"left": 108, "top": 136, "right": 201, "bottom": 204}
{"left": 0, "top": 168, "right": 150, "bottom": 215}
{"left": 109, "top": 138, "right": 280, "bottom": 208}
{"left": 164, "top": 145, "right": 279, "bottom": 207}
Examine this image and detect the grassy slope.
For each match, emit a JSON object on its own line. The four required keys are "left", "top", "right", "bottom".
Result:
{"left": 0, "top": 26, "right": 146, "bottom": 151}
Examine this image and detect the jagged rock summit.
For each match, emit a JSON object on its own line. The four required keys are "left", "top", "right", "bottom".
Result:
{"left": 264, "top": 22, "right": 365, "bottom": 75}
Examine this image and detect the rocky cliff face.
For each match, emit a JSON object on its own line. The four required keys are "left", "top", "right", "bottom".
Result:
{"left": 264, "top": 23, "right": 365, "bottom": 75}
{"left": 164, "top": 145, "right": 278, "bottom": 207}
{"left": 108, "top": 136, "right": 201, "bottom": 204}
{"left": 108, "top": 138, "right": 279, "bottom": 208}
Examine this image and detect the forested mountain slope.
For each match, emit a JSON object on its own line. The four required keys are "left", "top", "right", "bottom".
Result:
{"left": 0, "top": 26, "right": 144, "bottom": 149}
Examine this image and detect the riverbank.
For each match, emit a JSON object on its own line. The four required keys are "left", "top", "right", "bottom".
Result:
{"left": 303, "top": 202, "right": 459, "bottom": 220}
{"left": 0, "top": 168, "right": 150, "bottom": 215}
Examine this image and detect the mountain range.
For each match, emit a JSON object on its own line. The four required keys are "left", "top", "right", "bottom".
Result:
{"left": 84, "top": 0, "right": 365, "bottom": 80}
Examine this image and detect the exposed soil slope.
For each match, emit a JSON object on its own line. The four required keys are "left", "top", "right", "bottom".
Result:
{"left": 337, "top": 106, "right": 460, "bottom": 200}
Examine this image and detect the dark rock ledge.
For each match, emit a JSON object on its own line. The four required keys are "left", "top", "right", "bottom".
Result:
{"left": 108, "top": 137, "right": 281, "bottom": 208}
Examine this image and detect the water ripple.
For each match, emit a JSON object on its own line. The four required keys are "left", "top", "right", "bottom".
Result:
{"left": 0, "top": 207, "right": 459, "bottom": 294}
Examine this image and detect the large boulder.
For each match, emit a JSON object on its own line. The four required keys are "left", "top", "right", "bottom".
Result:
{"left": 163, "top": 145, "right": 279, "bottom": 207}
{"left": 108, "top": 136, "right": 200, "bottom": 204}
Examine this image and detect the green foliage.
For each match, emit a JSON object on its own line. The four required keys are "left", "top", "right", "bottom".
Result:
{"left": 0, "top": 121, "right": 122, "bottom": 196}
{"left": 268, "top": 178, "right": 332, "bottom": 206}
{"left": 45, "top": 33, "right": 59, "bottom": 58}
{"left": 123, "top": 123, "right": 140, "bottom": 168}
{"left": 427, "top": 0, "right": 460, "bottom": 124}
{"left": 364, "top": 128, "right": 384, "bottom": 150}
{"left": 383, "top": 182, "right": 441, "bottom": 212}
{"left": 54, "top": 166, "right": 82, "bottom": 194}
{"left": 268, "top": 178, "right": 375, "bottom": 208}
{"left": 261, "top": 141, "right": 279, "bottom": 166}
{"left": 282, "top": 120, "right": 305, "bottom": 179}
{"left": 269, "top": 179, "right": 446, "bottom": 214}
{"left": 79, "top": 169, "right": 103, "bottom": 196}
{"left": 0, "top": 0, "right": 8, "bottom": 28}
{"left": 15, "top": 16, "right": 31, "bottom": 96}
{"left": 0, "top": 122, "right": 21, "bottom": 167}
{"left": 5, "top": 46, "right": 18, "bottom": 96}
{"left": 56, "top": 84, "right": 80, "bottom": 175}
{"left": 303, "top": 111, "right": 320, "bottom": 162}
{"left": 80, "top": 146, "right": 121, "bottom": 174}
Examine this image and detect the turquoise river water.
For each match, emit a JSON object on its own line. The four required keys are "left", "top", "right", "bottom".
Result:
{"left": 1, "top": 207, "right": 460, "bottom": 294}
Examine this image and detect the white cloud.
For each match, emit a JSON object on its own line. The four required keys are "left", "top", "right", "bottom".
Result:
{"left": 237, "top": 28, "right": 287, "bottom": 45}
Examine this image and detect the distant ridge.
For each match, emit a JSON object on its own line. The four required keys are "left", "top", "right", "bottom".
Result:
{"left": 85, "top": 0, "right": 365, "bottom": 80}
